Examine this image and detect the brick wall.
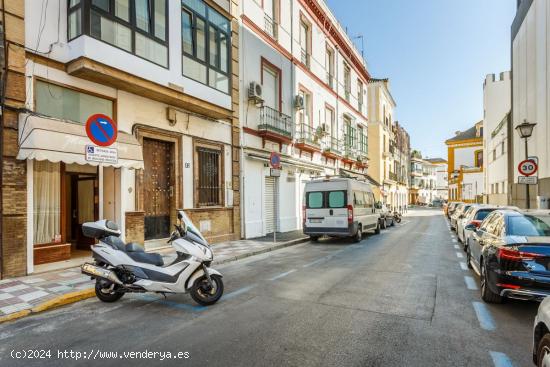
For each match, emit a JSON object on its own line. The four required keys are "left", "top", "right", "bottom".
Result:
{"left": 1, "top": 1, "right": 27, "bottom": 278}
{"left": 186, "top": 208, "right": 235, "bottom": 243}
{"left": 125, "top": 211, "right": 145, "bottom": 244}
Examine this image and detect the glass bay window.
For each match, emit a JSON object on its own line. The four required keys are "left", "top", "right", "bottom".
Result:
{"left": 181, "top": 0, "right": 231, "bottom": 93}
{"left": 68, "top": 0, "right": 169, "bottom": 67}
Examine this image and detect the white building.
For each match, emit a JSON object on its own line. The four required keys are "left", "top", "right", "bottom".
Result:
{"left": 409, "top": 153, "right": 438, "bottom": 205}
{"left": 483, "top": 72, "right": 511, "bottom": 206}
{"left": 511, "top": 0, "right": 550, "bottom": 209}
{"left": 16, "top": 0, "right": 241, "bottom": 274}
{"left": 426, "top": 158, "right": 448, "bottom": 201}
{"left": 239, "top": 0, "right": 372, "bottom": 238}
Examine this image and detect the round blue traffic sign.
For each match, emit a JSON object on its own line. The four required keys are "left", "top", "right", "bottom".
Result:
{"left": 85, "top": 114, "right": 117, "bottom": 147}
{"left": 270, "top": 152, "right": 281, "bottom": 169}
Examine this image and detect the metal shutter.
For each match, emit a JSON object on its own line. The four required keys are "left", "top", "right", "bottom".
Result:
{"left": 265, "top": 177, "right": 278, "bottom": 234}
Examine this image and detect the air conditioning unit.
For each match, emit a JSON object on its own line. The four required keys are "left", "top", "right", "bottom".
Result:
{"left": 295, "top": 94, "right": 305, "bottom": 110}
{"left": 248, "top": 82, "right": 263, "bottom": 102}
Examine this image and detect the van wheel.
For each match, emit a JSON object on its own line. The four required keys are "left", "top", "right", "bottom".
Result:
{"left": 374, "top": 222, "right": 381, "bottom": 235}
{"left": 353, "top": 226, "right": 362, "bottom": 243}
{"left": 310, "top": 236, "right": 320, "bottom": 242}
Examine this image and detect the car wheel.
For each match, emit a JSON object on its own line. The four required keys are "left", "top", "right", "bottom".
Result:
{"left": 381, "top": 219, "right": 387, "bottom": 230}
{"left": 390, "top": 218, "right": 395, "bottom": 227}
{"left": 353, "top": 225, "right": 362, "bottom": 243}
{"left": 466, "top": 244, "right": 473, "bottom": 269}
{"left": 480, "top": 260, "right": 502, "bottom": 303}
{"left": 310, "top": 236, "right": 320, "bottom": 242}
{"left": 537, "top": 334, "right": 550, "bottom": 367}
{"left": 374, "top": 222, "right": 381, "bottom": 235}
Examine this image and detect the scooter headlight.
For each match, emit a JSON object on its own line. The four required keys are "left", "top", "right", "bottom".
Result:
{"left": 203, "top": 246, "right": 213, "bottom": 260}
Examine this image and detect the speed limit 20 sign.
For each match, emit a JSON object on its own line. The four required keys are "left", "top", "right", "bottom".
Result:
{"left": 518, "top": 159, "right": 538, "bottom": 176}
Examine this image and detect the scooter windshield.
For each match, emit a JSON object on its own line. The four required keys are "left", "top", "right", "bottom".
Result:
{"left": 178, "top": 210, "right": 209, "bottom": 247}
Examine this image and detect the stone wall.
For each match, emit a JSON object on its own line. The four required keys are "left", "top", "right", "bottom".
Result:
{"left": 186, "top": 208, "right": 235, "bottom": 244}
{"left": 1, "top": 0, "right": 27, "bottom": 278}
{"left": 125, "top": 211, "right": 145, "bottom": 244}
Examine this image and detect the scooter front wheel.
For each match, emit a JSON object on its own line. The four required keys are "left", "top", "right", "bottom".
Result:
{"left": 190, "top": 274, "right": 224, "bottom": 306}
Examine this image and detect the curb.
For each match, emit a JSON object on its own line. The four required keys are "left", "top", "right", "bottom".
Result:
{"left": 0, "top": 288, "right": 95, "bottom": 325}
{"left": 213, "top": 237, "right": 310, "bottom": 265}
{"left": 0, "top": 237, "right": 309, "bottom": 324}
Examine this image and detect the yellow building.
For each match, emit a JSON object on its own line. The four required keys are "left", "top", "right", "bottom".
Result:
{"left": 445, "top": 121, "right": 484, "bottom": 203}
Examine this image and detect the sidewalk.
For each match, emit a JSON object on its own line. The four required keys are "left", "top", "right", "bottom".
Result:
{"left": 0, "top": 232, "right": 308, "bottom": 322}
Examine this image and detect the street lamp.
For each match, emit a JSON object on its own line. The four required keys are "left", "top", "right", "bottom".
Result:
{"left": 515, "top": 119, "right": 537, "bottom": 209}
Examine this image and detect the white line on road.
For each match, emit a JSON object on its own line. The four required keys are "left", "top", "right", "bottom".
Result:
{"left": 269, "top": 269, "right": 297, "bottom": 281}
{"left": 303, "top": 257, "right": 328, "bottom": 268}
{"left": 224, "top": 285, "right": 256, "bottom": 300}
{"left": 459, "top": 262, "right": 468, "bottom": 271}
{"left": 452, "top": 239, "right": 458, "bottom": 243}
{"left": 472, "top": 301, "right": 496, "bottom": 331}
{"left": 464, "top": 276, "right": 478, "bottom": 290}
{"left": 456, "top": 252, "right": 464, "bottom": 259}
{"left": 489, "top": 351, "right": 515, "bottom": 367}
{"left": 454, "top": 244, "right": 460, "bottom": 249}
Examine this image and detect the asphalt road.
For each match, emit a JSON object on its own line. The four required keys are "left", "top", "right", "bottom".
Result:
{"left": 0, "top": 209, "right": 540, "bottom": 367}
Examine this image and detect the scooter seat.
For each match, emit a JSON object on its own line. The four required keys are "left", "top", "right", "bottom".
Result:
{"left": 125, "top": 243, "right": 145, "bottom": 252}
{"left": 127, "top": 252, "right": 164, "bottom": 267}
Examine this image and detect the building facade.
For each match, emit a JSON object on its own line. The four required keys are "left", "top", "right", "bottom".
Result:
{"left": 366, "top": 78, "right": 409, "bottom": 210}
{"left": 0, "top": 0, "right": 241, "bottom": 277}
{"left": 426, "top": 158, "right": 448, "bottom": 202}
{"left": 511, "top": 0, "right": 550, "bottom": 209}
{"left": 446, "top": 121, "right": 484, "bottom": 203}
{"left": 409, "top": 152, "right": 438, "bottom": 205}
{"left": 239, "top": 0, "right": 371, "bottom": 238}
{"left": 483, "top": 72, "right": 511, "bottom": 206}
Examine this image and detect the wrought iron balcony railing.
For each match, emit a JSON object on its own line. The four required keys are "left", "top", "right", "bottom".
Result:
{"left": 323, "top": 136, "right": 342, "bottom": 156}
{"left": 264, "top": 15, "right": 277, "bottom": 39}
{"left": 301, "top": 48, "right": 310, "bottom": 68}
{"left": 258, "top": 106, "right": 292, "bottom": 138}
{"left": 296, "top": 123, "right": 320, "bottom": 148}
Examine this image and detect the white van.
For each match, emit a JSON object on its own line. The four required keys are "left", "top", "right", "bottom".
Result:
{"left": 303, "top": 177, "right": 381, "bottom": 242}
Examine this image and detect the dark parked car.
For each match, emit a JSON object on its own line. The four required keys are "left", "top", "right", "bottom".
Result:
{"left": 467, "top": 210, "right": 550, "bottom": 303}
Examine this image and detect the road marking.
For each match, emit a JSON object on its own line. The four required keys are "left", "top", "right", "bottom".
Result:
{"left": 223, "top": 285, "right": 256, "bottom": 300}
{"left": 452, "top": 239, "right": 458, "bottom": 243}
{"left": 489, "top": 351, "right": 515, "bottom": 367}
{"left": 456, "top": 252, "right": 464, "bottom": 258}
{"left": 472, "top": 302, "right": 496, "bottom": 331}
{"left": 303, "top": 257, "right": 328, "bottom": 268}
{"left": 459, "top": 262, "right": 468, "bottom": 271}
{"left": 269, "top": 269, "right": 297, "bottom": 281}
{"left": 454, "top": 244, "right": 460, "bottom": 249}
{"left": 464, "top": 276, "right": 478, "bottom": 290}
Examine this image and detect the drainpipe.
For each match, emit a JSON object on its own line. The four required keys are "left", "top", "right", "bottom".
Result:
{"left": 0, "top": 0, "right": 8, "bottom": 279}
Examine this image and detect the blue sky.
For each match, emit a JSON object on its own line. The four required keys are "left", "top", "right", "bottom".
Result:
{"left": 326, "top": 0, "right": 517, "bottom": 159}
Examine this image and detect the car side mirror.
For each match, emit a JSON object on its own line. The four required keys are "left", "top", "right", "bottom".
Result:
{"left": 465, "top": 224, "right": 476, "bottom": 231}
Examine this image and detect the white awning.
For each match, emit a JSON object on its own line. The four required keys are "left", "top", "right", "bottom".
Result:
{"left": 17, "top": 113, "right": 144, "bottom": 169}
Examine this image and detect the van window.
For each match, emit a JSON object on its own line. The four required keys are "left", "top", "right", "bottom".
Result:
{"left": 306, "top": 192, "right": 323, "bottom": 208}
{"left": 365, "top": 192, "right": 373, "bottom": 208}
{"left": 353, "top": 191, "right": 365, "bottom": 208}
{"left": 328, "top": 191, "right": 346, "bottom": 208}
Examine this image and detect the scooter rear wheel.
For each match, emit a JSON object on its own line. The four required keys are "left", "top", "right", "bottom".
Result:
{"left": 95, "top": 279, "right": 124, "bottom": 303}
{"left": 190, "top": 274, "right": 224, "bottom": 306}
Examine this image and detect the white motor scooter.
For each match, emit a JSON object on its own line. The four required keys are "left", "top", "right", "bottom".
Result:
{"left": 81, "top": 210, "right": 223, "bottom": 306}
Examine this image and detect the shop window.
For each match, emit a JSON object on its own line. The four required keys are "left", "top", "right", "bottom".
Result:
{"left": 33, "top": 161, "right": 61, "bottom": 245}
{"left": 182, "top": 0, "right": 231, "bottom": 93}
{"left": 35, "top": 80, "right": 113, "bottom": 124}
{"left": 70, "top": 0, "right": 169, "bottom": 67}
{"left": 196, "top": 145, "right": 223, "bottom": 207}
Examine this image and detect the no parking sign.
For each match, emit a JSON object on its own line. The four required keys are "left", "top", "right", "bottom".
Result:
{"left": 85, "top": 114, "right": 117, "bottom": 147}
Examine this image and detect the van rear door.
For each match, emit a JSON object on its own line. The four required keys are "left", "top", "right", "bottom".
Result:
{"left": 305, "top": 190, "right": 348, "bottom": 229}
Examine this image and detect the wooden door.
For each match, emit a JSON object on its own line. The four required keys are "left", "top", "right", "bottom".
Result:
{"left": 143, "top": 138, "right": 173, "bottom": 240}
{"left": 71, "top": 176, "right": 98, "bottom": 249}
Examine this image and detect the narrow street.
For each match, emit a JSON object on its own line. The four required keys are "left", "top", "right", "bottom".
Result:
{"left": 0, "top": 209, "right": 538, "bottom": 366}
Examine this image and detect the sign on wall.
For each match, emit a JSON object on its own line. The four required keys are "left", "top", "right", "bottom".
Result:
{"left": 85, "top": 114, "right": 118, "bottom": 147}
{"left": 85, "top": 145, "right": 118, "bottom": 165}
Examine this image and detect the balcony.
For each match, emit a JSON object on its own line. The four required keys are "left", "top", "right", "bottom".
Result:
{"left": 295, "top": 123, "right": 321, "bottom": 153}
{"left": 342, "top": 140, "right": 356, "bottom": 164}
{"left": 258, "top": 106, "right": 293, "bottom": 144}
{"left": 301, "top": 49, "right": 310, "bottom": 68}
{"left": 322, "top": 136, "right": 342, "bottom": 159}
{"left": 326, "top": 72, "right": 334, "bottom": 89}
{"left": 264, "top": 15, "right": 277, "bottom": 39}
{"left": 388, "top": 172, "right": 398, "bottom": 182}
